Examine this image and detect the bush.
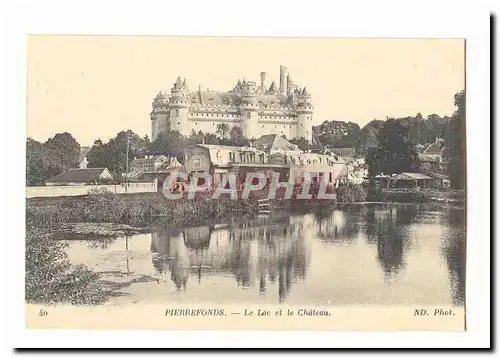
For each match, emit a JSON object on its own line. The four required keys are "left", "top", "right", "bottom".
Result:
{"left": 336, "top": 183, "right": 367, "bottom": 203}
{"left": 25, "top": 229, "right": 108, "bottom": 305}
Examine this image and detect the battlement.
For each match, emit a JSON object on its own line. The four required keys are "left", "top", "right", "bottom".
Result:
{"left": 151, "top": 65, "right": 313, "bottom": 142}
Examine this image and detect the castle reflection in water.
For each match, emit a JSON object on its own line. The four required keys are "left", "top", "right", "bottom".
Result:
{"left": 149, "top": 204, "right": 465, "bottom": 305}
{"left": 151, "top": 215, "right": 310, "bottom": 302}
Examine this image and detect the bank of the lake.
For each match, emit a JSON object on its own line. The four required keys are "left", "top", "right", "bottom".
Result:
{"left": 27, "top": 202, "right": 466, "bottom": 307}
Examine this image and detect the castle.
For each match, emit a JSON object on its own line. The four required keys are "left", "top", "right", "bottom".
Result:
{"left": 150, "top": 66, "right": 314, "bottom": 142}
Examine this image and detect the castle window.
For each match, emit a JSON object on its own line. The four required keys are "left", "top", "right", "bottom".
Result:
{"left": 177, "top": 122, "right": 180, "bottom": 125}
{"left": 301, "top": 124, "right": 303, "bottom": 127}
{"left": 274, "top": 125, "right": 276, "bottom": 128}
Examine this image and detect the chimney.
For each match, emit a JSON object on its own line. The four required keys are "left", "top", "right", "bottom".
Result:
{"left": 279, "top": 65, "right": 288, "bottom": 96}
{"left": 260, "top": 72, "right": 267, "bottom": 88}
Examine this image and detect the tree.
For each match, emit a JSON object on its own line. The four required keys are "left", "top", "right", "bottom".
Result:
{"left": 366, "top": 119, "right": 419, "bottom": 176}
{"left": 45, "top": 132, "right": 81, "bottom": 172}
{"left": 86, "top": 130, "right": 151, "bottom": 181}
{"left": 147, "top": 130, "right": 190, "bottom": 161}
{"left": 289, "top": 137, "right": 311, "bottom": 151}
{"left": 444, "top": 90, "right": 466, "bottom": 189}
{"left": 26, "top": 133, "right": 82, "bottom": 186}
{"left": 26, "top": 138, "right": 49, "bottom": 186}
{"left": 316, "top": 120, "right": 361, "bottom": 151}
{"left": 359, "top": 119, "right": 385, "bottom": 154}
{"left": 216, "top": 123, "right": 230, "bottom": 139}
{"left": 228, "top": 126, "right": 249, "bottom": 146}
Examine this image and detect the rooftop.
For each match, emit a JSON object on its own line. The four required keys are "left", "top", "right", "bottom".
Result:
{"left": 46, "top": 168, "right": 111, "bottom": 183}
{"left": 393, "top": 172, "right": 433, "bottom": 180}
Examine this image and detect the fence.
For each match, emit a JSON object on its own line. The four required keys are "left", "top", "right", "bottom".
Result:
{"left": 26, "top": 181, "right": 158, "bottom": 198}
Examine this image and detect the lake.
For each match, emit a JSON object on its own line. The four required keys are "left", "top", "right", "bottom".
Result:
{"left": 61, "top": 203, "right": 466, "bottom": 306}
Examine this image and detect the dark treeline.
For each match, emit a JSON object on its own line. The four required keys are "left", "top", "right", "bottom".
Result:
{"left": 365, "top": 90, "right": 465, "bottom": 189}
{"left": 27, "top": 91, "right": 465, "bottom": 189}
{"left": 26, "top": 133, "right": 81, "bottom": 186}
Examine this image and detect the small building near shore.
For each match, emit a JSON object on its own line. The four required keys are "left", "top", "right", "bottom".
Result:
{"left": 45, "top": 168, "right": 114, "bottom": 186}
{"left": 390, "top": 172, "right": 434, "bottom": 189}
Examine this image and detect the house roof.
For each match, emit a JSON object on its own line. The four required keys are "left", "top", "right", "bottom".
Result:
{"left": 156, "top": 157, "right": 183, "bottom": 172}
{"left": 46, "top": 168, "right": 111, "bottom": 183}
{"left": 253, "top": 134, "right": 277, "bottom": 149}
{"left": 253, "top": 134, "right": 299, "bottom": 152}
{"left": 130, "top": 155, "right": 165, "bottom": 166}
{"left": 423, "top": 139, "right": 445, "bottom": 155}
{"left": 330, "top": 147, "right": 356, "bottom": 157}
{"left": 194, "top": 144, "right": 265, "bottom": 167}
{"left": 393, "top": 172, "right": 433, "bottom": 180}
{"left": 189, "top": 91, "right": 291, "bottom": 108}
{"left": 418, "top": 153, "right": 440, "bottom": 162}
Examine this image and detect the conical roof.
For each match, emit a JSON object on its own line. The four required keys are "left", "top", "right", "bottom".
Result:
{"left": 301, "top": 87, "right": 309, "bottom": 96}
{"left": 268, "top": 81, "right": 277, "bottom": 92}
{"left": 175, "top": 76, "right": 182, "bottom": 85}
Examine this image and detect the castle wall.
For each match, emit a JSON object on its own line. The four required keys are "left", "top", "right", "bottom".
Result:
{"left": 152, "top": 66, "right": 313, "bottom": 142}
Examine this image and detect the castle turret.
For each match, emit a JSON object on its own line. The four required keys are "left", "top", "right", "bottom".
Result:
{"left": 296, "top": 87, "right": 313, "bottom": 142}
{"left": 151, "top": 91, "right": 169, "bottom": 141}
{"left": 257, "top": 72, "right": 267, "bottom": 95}
{"left": 240, "top": 80, "right": 259, "bottom": 139}
{"left": 279, "top": 65, "right": 288, "bottom": 96}
{"left": 169, "top": 76, "right": 190, "bottom": 134}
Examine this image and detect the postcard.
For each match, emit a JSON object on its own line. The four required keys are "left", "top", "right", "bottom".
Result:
{"left": 24, "top": 35, "right": 467, "bottom": 335}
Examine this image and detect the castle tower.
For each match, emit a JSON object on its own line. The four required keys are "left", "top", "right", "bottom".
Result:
{"left": 257, "top": 72, "right": 267, "bottom": 95}
{"left": 279, "top": 65, "right": 288, "bottom": 96}
{"left": 151, "top": 91, "right": 169, "bottom": 141}
{"left": 169, "top": 76, "right": 190, "bottom": 134}
{"left": 296, "top": 87, "right": 313, "bottom": 142}
{"left": 239, "top": 80, "right": 259, "bottom": 140}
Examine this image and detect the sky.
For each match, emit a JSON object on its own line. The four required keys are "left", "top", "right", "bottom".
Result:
{"left": 27, "top": 36, "right": 465, "bottom": 146}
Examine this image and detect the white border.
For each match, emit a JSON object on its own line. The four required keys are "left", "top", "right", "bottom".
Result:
{"left": 2, "top": 0, "right": 491, "bottom": 350}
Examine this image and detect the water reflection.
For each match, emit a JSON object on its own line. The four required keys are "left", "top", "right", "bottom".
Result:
{"left": 150, "top": 218, "right": 310, "bottom": 302}
{"left": 441, "top": 208, "right": 466, "bottom": 306}
{"left": 63, "top": 203, "right": 466, "bottom": 306}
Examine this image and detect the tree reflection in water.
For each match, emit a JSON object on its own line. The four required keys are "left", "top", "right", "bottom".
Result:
{"left": 364, "top": 205, "right": 414, "bottom": 280}
{"left": 150, "top": 218, "right": 310, "bottom": 302}
{"left": 441, "top": 208, "right": 466, "bottom": 306}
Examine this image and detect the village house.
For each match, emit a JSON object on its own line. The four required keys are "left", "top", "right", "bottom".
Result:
{"left": 417, "top": 137, "right": 450, "bottom": 187}
{"left": 418, "top": 137, "right": 446, "bottom": 172}
{"left": 390, "top": 172, "right": 434, "bottom": 189}
{"left": 184, "top": 144, "right": 277, "bottom": 188}
{"left": 252, "top": 134, "right": 302, "bottom": 157}
{"left": 45, "top": 168, "right": 114, "bottom": 186}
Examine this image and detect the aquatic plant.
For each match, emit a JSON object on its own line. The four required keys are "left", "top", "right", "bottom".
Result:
{"left": 25, "top": 229, "right": 108, "bottom": 305}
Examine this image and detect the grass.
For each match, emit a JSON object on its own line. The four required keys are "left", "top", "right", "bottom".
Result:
{"left": 25, "top": 228, "right": 109, "bottom": 305}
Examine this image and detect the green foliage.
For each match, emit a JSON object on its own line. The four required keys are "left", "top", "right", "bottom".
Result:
{"left": 289, "top": 137, "right": 311, "bottom": 151}
{"left": 444, "top": 90, "right": 466, "bottom": 189}
{"left": 25, "top": 229, "right": 108, "bottom": 305}
{"left": 26, "top": 192, "right": 260, "bottom": 228}
{"left": 87, "top": 130, "right": 150, "bottom": 180}
{"left": 215, "top": 123, "right": 230, "bottom": 139}
{"left": 26, "top": 133, "right": 81, "bottom": 186}
{"left": 316, "top": 120, "right": 361, "bottom": 151}
{"left": 228, "top": 126, "right": 249, "bottom": 146}
{"left": 360, "top": 119, "right": 385, "bottom": 153}
{"left": 366, "top": 120, "right": 419, "bottom": 176}
{"left": 336, "top": 183, "right": 367, "bottom": 203}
